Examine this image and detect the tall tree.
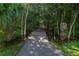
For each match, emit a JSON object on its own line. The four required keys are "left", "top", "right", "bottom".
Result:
{"left": 68, "top": 12, "right": 78, "bottom": 40}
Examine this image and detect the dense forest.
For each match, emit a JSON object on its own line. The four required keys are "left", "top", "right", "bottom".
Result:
{"left": 0, "top": 3, "right": 79, "bottom": 56}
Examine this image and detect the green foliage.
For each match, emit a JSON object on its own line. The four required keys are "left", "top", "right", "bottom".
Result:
{"left": 50, "top": 40, "right": 79, "bottom": 56}
{"left": 0, "top": 3, "right": 79, "bottom": 55}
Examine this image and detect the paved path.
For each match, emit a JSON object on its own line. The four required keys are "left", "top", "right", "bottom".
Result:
{"left": 17, "top": 29, "right": 63, "bottom": 56}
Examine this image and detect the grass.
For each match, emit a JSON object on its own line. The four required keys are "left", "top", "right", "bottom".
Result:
{"left": 0, "top": 43, "right": 21, "bottom": 56}
{"left": 50, "top": 40, "right": 79, "bottom": 56}
{"left": 0, "top": 38, "right": 23, "bottom": 56}
{"left": 0, "top": 30, "right": 30, "bottom": 56}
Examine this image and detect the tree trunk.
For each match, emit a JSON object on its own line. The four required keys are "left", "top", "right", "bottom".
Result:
{"left": 23, "top": 5, "right": 29, "bottom": 40}
{"left": 72, "top": 26, "right": 75, "bottom": 40}
{"left": 21, "top": 10, "right": 24, "bottom": 39}
{"left": 21, "top": 5, "right": 29, "bottom": 40}
{"left": 56, "top": 19, "right": 59, "bottom": 40}
{"left": 68, "top": 12, "right": 78, "bottom": 40}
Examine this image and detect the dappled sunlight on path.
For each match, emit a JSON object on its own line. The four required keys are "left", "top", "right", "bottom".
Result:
{"left": 17, "top": 29, "right": 63, "bottom": 56}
